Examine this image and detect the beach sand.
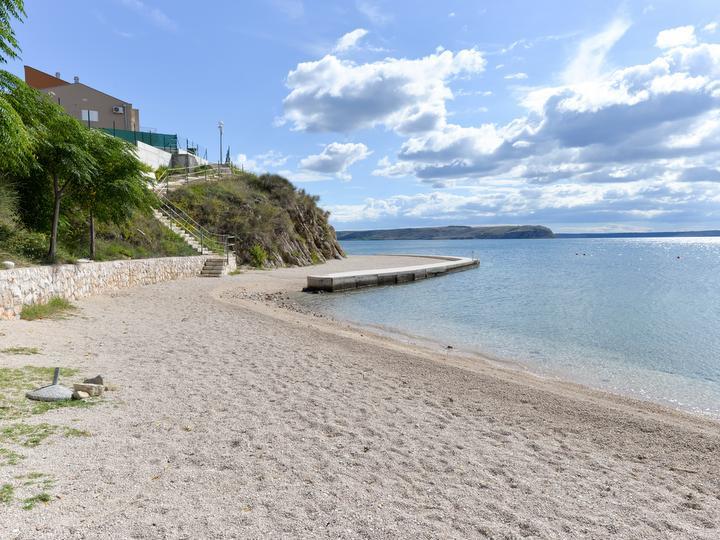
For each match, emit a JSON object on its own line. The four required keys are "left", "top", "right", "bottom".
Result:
{"left": 1, "top": 255, "right": 719, "bottom": 539}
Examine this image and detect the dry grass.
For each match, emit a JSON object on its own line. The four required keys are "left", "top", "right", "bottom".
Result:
{"left": 20, "top": 298, "right": 75, "bottom": 321}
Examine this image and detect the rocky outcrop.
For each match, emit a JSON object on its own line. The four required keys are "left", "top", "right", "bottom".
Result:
{"left": 166, "top": 174, "right": 344, "bottom": 267}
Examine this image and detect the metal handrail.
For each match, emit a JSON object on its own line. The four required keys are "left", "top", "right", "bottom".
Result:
{"left": 156, "top": 198, "right": 235, "bottom": 262}
{"left": 155, "top": 164, "right": 231, "bottom": 193}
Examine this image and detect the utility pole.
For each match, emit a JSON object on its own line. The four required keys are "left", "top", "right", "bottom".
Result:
{"left": 218, "top": 120, "right": 224, "bottom": 173}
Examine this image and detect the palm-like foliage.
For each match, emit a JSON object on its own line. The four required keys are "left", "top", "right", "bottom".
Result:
{"left": 0, "top": 0, "right": 24, "bottom": 64}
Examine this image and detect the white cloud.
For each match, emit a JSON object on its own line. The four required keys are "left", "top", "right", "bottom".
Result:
{"left": 120, "top": 0, "right": 177, "bottom": 31}
{"left": 281, "top": 17, "right": 720, "bottom": 229}
{"left": 367, "top": 29, "right": 720, "bottom": 227}
{"left": 563, "top": 16, "right": 631, "bottom": 83}
{"left": 356, "top": 0, "right": 392, "bottom": 25}
{"left": 299, "top": 142, "right": 372, "bottom": 180}
{"left": 236, "top": 154, "right": 259, "bottom": 172}
{"left": 703, "top": 22, "right": 718, "bottom": 34}
{"left": 504, "top": 72, "right": 528, "bottom": 80}
{"left": 334, "top": 28, "right": 369, "bottom": 53}
{"left": 236, "top": 150, "right": 289, "bottom": 173}
{"left": 282, "top": 48, "right": 486, "bottom": 134}
{"left": 656, "top": 25, "right": 697, "bottom": 49}
{"left": 448, "top": 12, "right": 456, "bottom": 18}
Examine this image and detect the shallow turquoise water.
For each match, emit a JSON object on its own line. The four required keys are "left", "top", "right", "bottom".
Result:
{"left": 298, "top": 238, "right": 720, "bottom": 417}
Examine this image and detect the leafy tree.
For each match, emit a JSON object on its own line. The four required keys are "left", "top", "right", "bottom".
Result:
{"left": 0, "top": 1, "right": 27, "bottom": 230}
{"left": 225, "top": 146, "right": 231, "bottom": 165}
{"left": 0, "top": 0, "right": 24, "bottom": 64}
{"left": 5, "top": 83, "right": 96, "bottom": 261}
{"left": 74, "top": 130, "right": 155, "bottom": 258}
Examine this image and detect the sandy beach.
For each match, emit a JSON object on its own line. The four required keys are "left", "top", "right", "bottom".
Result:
{"left": 1, "top": 255, "right": 719, "bottom": 539}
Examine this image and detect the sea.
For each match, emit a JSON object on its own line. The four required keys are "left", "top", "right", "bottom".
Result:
{"left": 297, "top": 238, "right": 720, "bottom": 418}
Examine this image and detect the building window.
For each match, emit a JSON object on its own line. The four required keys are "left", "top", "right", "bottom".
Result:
{"left": 80, "top": 109, "right": 99, "bottom": 123}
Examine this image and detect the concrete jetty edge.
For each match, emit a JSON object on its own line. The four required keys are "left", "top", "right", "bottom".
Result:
{"left": 305, "top": 255, "right": 479, "bottom": 292}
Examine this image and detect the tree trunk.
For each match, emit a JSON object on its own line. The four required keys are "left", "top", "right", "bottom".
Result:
{"left": 89, "top": 211, "right": 96, "bottom": 259}
{"left": 48, "top": 174, "right": 62, "bottom": 262}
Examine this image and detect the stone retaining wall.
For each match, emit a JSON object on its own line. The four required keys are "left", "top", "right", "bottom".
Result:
{"left": 0, "top": 256, "right": 209, "bottom": 320}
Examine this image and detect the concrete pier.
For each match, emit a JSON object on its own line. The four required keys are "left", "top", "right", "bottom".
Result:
{"left": 306, "top": 255, "right": 479, "bottom": 292}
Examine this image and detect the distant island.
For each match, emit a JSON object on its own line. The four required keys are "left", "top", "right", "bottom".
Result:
{"left": 337, "top": 226, "right": 720, "bottom": 241}
{"left": 336, "top": 225, "right": 555, "bottom": 240}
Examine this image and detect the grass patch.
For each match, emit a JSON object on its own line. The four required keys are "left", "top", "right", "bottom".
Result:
{"left": 228, "top": 268, "right": 243, "bottom": 276}
{"left": 0, "top": 447, "right": 24, "bottom": 466}
{"left": 1, "top": 423, "right": 57, "bottom": 447}
{"left": 63, "top": 427, "right": 90, "bottom": 438}
{"left": 22, "top": 491, "right": 51, "bottom": 510}
{"left": 30, "top": 399, "right": 93, "bottom": 417}
{"left": 17, "top": 472, "right": 55, "bottom": 490}
{"left": 1, "top": 347, "right": 40, "bottom": 355}
{"left": 0, "top": 483, "right": 13, "bottom": 504}
{"left": 20, "top": 297, "right": 75, "bottom": 321}
{"left": 0, "top": 366, "right": 80, "bottom": 420}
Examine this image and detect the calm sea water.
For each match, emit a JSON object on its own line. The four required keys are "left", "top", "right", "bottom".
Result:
{"left": 298, "top": 238, "right": 720, "bottom": 417}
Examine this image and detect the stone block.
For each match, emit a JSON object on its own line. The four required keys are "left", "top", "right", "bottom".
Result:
{"left": 73, "top": 383, "right": 104, "bottom": 397}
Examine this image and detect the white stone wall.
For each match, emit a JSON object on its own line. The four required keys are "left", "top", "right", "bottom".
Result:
{"left": 134, "top": 141, "right": 172, "bottom": 169}
{"left": 0, "top": 256, "right": 209, "bottom": 320}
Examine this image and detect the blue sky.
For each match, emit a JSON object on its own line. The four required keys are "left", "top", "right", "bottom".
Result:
{"left": 9, "top": 0, "right": 720, "bottom": 232}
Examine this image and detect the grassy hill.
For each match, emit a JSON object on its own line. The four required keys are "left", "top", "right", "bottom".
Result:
{"left": 166, "top": 173, "right": 344, "bottom": 267}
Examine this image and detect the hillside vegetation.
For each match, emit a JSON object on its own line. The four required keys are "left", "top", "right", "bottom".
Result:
{"left": 337, "top": 225, "right": 555, "bottom": 241}
{"left": 167, "top": 173, "right": 344, "bottom": 267}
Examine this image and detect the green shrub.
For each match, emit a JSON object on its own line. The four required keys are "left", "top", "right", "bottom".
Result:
{"left": 7, "top": 230, "right": 47, "bottom": 260}
{"left": 249, "top": 244, "right": 267, "bottom": 268}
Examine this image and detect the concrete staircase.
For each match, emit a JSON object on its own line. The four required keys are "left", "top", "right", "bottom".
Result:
{"left": 199, "top": 258, "right": 226, "bottom": 277}
{"left": 152, "top": 209, "right": 215, "bottom": 255}
{"left": 151, "top": 199, "right": 236, "bottom": 278}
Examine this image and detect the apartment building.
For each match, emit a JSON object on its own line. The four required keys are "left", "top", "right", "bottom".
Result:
{"left": 24, "top": 65, "right": 140, "bottom": 131}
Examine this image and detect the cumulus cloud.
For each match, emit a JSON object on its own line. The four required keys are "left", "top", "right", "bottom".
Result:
{"left": 656, "top": 25, "right": 697, "bottom": 49}
{"left": 282, "top": 18, "right": 720, "bottom": 229}
{"left": 281, "top": 47, "right": 486, "bottom": 134}
{"left": 348, "top": 24, "right": 720, "bottom": 231}
{"left": 299, "top": 142, "right": 372, "bottom": 180}
{"left": 704, "top": 22, "right": 718, "bottom": 34}
{"left": 333, "top": 28, "right": 369, "bottom": 53}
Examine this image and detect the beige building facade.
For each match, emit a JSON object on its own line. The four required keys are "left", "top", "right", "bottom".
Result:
{"left": 24, "top": 66, "right": 140, "bottom": 131}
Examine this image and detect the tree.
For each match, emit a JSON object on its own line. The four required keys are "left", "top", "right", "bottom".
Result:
{"left": 74, "top": 130, "right": 155, "bottom": 258}
{"left": 0, "top": 0, "right": 24, "bottom": 64}
{"left": 5, "top": 82, "right": 96, "bottom": 261}
{"left": 0, "top": 72, "right": 29, "bottom": 228}
{"left": 0, "top": 1, "right": 28, "bottom": 231}
{"left": 225, "top": 146, "right": 231, "bottom": 166}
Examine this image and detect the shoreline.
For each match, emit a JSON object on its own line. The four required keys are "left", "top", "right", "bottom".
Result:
{"left": 214, "top": 265, "right": 720, "bottom": 429}
{"left": 2, "top": 255, "right": 720, "bottom": 537}
{"left": 220, "top": 258, "right": 719, "bottom": 423}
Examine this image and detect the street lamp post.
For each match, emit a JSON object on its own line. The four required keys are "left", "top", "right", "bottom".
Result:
{"left": 218, "top": 120, "right": 224, "bottom": 173}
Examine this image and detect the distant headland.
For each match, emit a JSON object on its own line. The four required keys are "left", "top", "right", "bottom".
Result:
{"left": 336, "top": 225, "right": 555, "bottom": 240}
{"left": 337, "top": 226, "right": 720, "bottom": 241}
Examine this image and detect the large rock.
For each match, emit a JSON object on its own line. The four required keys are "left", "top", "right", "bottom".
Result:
{"left": 26, "top": 384, "right": 73, "bottom": 402}
{"left": 73, "top": 383, "right": 104, "bottom": 397}
{"left": 83, "top": 375, "right": 104, "bottom": 386}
